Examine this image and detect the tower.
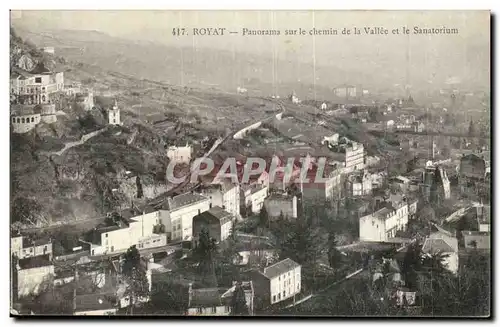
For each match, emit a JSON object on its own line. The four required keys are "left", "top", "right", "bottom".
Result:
{"left": 108, "top": 99, "right": 121, "bottom": 125}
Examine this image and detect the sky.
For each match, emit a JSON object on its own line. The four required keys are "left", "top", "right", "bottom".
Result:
{"left": 11, "top": 10, "right": 491, "bottom": 90}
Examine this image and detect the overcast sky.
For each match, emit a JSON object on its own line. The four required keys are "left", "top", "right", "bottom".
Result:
{"left": 12, "top": 10, "right": 490, "bottom": 89}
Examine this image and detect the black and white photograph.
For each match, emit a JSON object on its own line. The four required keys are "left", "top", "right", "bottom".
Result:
{"left": 8, "top": 9, "right": 491, "bottom": 317}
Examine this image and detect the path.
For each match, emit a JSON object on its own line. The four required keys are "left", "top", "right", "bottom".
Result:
{"left": 47, "top": 126, "right": 108, "bottom": 157}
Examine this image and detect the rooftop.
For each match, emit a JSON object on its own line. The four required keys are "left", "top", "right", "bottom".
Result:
{"left": 74, "top": 292, "right": 117, "bottom": 312}
{"left": 262, "top": 258, "right": 300, "bottom": 279}
{"left": 194, "top": 206, "right": 233, "bottom": 225}
{"left": 189, "top": 287, "right": 226, "bottom": 308}
{"left": 156, "top": 192, "right": 209, "bottom": 211}
{"left": 21, "top": 235, "right": 51, "bottom": 248}
{"left": 18, "top": 254, "right": 52, "bottom": 270}
{"left": 30, "top": 62, "right": 52, "bottom": 75}
{"left": 423, "top": 232, "right": 459, "bottom": 254}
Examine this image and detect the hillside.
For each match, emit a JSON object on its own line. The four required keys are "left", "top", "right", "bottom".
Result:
{"left": 9, "top": 27, "right": 285, "bottom": 228}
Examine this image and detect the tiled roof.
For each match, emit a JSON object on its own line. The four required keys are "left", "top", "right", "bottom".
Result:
{"left": 74, "top": 292, "right": 117, "bottom": 312}
{"left": 18, "top": 254, "right": 52, "bottom": 270}
{"left": 189, "top": 288, "right": 225, "bottom": 307}
{"left": 157, "top": 192, "right": 209, "bottom": 211}
{"left": 194, "top": 206, "right": 233, "bottom": 225}
{"left": 262, "top": 258, "right": 300, "bottom": 279}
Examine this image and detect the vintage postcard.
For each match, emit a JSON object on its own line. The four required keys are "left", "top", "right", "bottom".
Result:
{"left": 9, "top": 10, "right": 490, "bottom": 317}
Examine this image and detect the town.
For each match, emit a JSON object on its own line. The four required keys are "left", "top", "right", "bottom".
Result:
{"left": 9, "top": 12, "right": 491, "bottom": 317}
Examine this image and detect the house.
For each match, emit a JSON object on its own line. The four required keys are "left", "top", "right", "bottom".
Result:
{"left": 186, "top": 285, "right": 231, "bottom": 316}
{"left": 347, "top": 170, "right": 372, "bottom": 197}
{"left": 10, "top": 64, "right": 64, "bottom": 105}
{"left": 16, "top": 254, "right": 54, "bottom": 297}
{"left": 240, "top": 183, "right": 269, "bottom": 215}
{"left": 64, "top": 81, "right": 82, "bottom": 96}
{"left": 301, "top": 163, "right": 343, "bottom": 201}
{"left": 412, "top": 121, "right": 424, "bottom": 132}
{"left": 75, "top": 91, "right": 94, "bottom": 111}
{"left": 263, "top": 193, "right": 298, "bottom": 219}
{"left": 166, "top": 143, "right": 192, "bottom": 165}
{"left": 192, "top": 206, "right": 234, "bottom": 246}
{"left": 250, "top": 258, "right": 301, "bottom": 306}
{"left": 155, "top": 192, "right": 211, "bottom": 242}
{"left": 333, "top": 84, "right": 358, "bottom": 98}
{"left": 186, "top": 281, "right": 255, "bottom": 316}
{"left": 73, "top": 292, "right": 118, "bottom": 316}
{"left": 422, "top": 165, "right": 451, "bottom": 202}
{"left": 461, "top": 231, "right": 490, "bottom": 251}
{"left": 290, "top": 91, "right": 300, "bottom": 104}
{"left": 390, "top": 175, "right": 411, "bottom": 192}
{"left": 422, "top": 232, "right": 459, "bottom": 274}
{"left": 11, "top": 234, "right": 53, "bottom": 260}
{"left": 320, "top": 102, "right": 327, "bottom": 110}
{"left": 198, "top": 179, "right": 240, "bottom": 219}
{"left": 359, "top": 198, "right": 410, "bottom": 242}
{"left": 325, "top": 137, "right": 364, "bottom": 173}
{"left": 476, "top": 205, "right": 490, "bottom": 232}
{"left": 86, "top": 206, "right": 166, "bottom": 256}
{"left": 107, "top": 99, "right": 121, "bottom": 125}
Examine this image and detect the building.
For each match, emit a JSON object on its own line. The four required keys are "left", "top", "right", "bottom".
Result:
{"left": 302, "top": 164, "right": 343, "bottom": 201}
{"left": 198, "top": 179, "right": 240, "bottom": 219}
{"left": 107, "top": 99, "right": 121, "bottom": 125}
{"left": 476, "top": 205, "right": 490, "bottom": 232}
{"left": 412, "top": 121, "right": 424, "bottom": 132}
{"left": 263, "top": 193, "right": 298, "bottom": 219}
{"left": 192, "top": 206, "right": 234, "bottom": 246}
{"left": 10, "top": 64, "right": 64, "bottom": 105}
{"left": 11, "top": 234, "right": 53, "bottom": 260}
{"left": 320, "top": 102, "right": 327, "bottom": 110}
{"left": 390, "top": 175, "right": 411, "bottom": 193}
{"left": 186, "top": 281, "right": 254, "bottom": 316}
{"left": 359, "top": 198, "right": 410, "bottom": 242}
{"left": 422, "top": 232, "right": 459, "bottom": 274}
{"left": 73, "top": 293, "right": 118, "bottom": 315}
{"left": 166, "top": 143, "right": 192, "bottom": 165}
{"left": 75, "top": 92, "right": 94, "bottom": 111}
{"left": 347, "top": 170, "right": 372, "bottom": 197}
{"left": 461, "top": 231, "right": 490, "bottom": 251}
{"left": 155, "top": 192, "right": 211, "bottom": 242}
{"left": 458, "top": 154, "right": 488, "bottom": 192}
{"left": 64, "top": 82, "right": 82, "bottom": 96}
{"left": 86, "top": 206, "right": 166, "bottom": 256}
{"left": 326, "top": 137, "right": 365, "bottom": 173}
{"left": 250, "top": 258, "right": 301, "bottom": 306}
{"left": 40, "top": 47, "right": 55, "bottom": 54}
{"left": 240, "top": 183, "right": 269, "bottom": 215}
{"left": 421, "top": 165, "right": 451, "bottom": 203}
{"left": 321, "top": 133, "right": 340, "bottom": 147}
{"left": 333, "top": 84, "right": 358, "bottom": 99}
{"left": 16, "top": 254, "right": 54, "bottom": 297}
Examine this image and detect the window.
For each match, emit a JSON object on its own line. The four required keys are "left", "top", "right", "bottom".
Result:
{"left": 35, "top": 77, "right": 42, "bottom": 83}
{"left": 211, "top": 306, "right": 216, "bottom": 314}
{"left": 29, "top": 248, "right": 33, "bottom": 253}
{"left": 42, "top": 95, "right": 46, "bottom": 102}
{"left": 278, "top": 293, "right": 281, "bottom": 300}
{"left": 105, "top": 233, "right": 108, "bottom": 237}
{"left": 297, "top": 283, "right": 300, "bottom": 290}
{"left": 283, "top": 290, "right": 286, "bottom": 297}
{"left": 17, "top": 118, "right": 20, "bottom": 123}
{"left": 225, "top": 306, "right": 231, "bottom": 313}
{"left": 113, "top": 119, "right": 116, "bottom": 124}
{"left": 31, "top": 117, "right": 34, "bottom": 123}
{"left": 272, "top": 295, "right": 276, "bottom": 302}
{"left": 21, "top": 118, "right": 25, "bottom": 123}
{"left": 12, "top": 117, "right": 15, "bottom": 123}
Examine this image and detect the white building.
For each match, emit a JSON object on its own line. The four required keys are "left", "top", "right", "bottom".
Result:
{"left": 422, "top": 232, "right": 459, "bottom": 275}
{"left": 40, "top": 47, "right": 55, "bottom": 54}
{"left": 11, "top": 234, "right": 53, "bottom": 260}
{"left": 240, "top": 183, "right": 269, "bottom": 215}
{"left": 75, "top": 92, "right": 94, "bottom": 111}
{"left": 347, "top": 170, "right": 372, "bottom": 196}
{"left": 11, "top": 64, "right": 64, "bottom": 105}
{"left": 108, "top": 100, "right": 121, "bottom": 125}
{"left": 326, "top": 138, "right": 364, "bottom": 173}
{"left": 359, "top": 200, "right": 410, "bottom": 242}
{"left": 166, "top": 143, "right": 192, "bottom": 165}
{"left": 88, "top": 206, "right": 166, "bottom": 256}
{"left": 302, "top": 165, "right": 343, "bottom": 201}
{"left": 321, "top": 133, "right": 340, "bottom": 146}
{"left": 192, "top": 206, "right": 234, "bottom": 246}
{"left": 198, "top": 179, "right": 240, "bottom": 219}
{"left": 251, "top": 258, "right": 301, "bottom": 306}
{"left": 16, "top": 254, "right": 54, "bottom": 297}
{"left": 263, "top": 193, "right": 298, "bottom": 219}
{"left": 156, "top": 192, "right": 211, "bottom": 242}
{"left": 320, "top": 102, "right": 327, "bottom": 110}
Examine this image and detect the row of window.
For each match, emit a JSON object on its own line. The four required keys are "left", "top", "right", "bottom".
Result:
{"left": 195, "top": 306, "right": 231, "bottom": 314}
{"left": 272, "top": 286, "right": 299, "bottom": 303}
{"left": 12, "top": 116, "right": 37, "bottom": 124}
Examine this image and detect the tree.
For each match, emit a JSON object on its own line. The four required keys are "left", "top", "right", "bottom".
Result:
{"left": 468, "top": 120, "right": 476, "bottom": 136}
{"left": 327, "top": 230, "right": 343, "bottom": 269}
{"left": 258, "top": 206, "right": 269, "bottom": 228}
{"left": 230, "top": 282, "right": 249, "bottom": 316}
{"left": 194, "top": 229, "right": 218, "bottom": 287}
{"left": 122, "top": 245, "right": 150, "bottom": 315}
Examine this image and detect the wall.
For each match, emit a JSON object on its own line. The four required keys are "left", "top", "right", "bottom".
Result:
{"left": 11, "top": 114, "right": 41, "bottom": 133}
{"left": 264, "top": 196, "right": 297, "bottom": 219}
{"left": 359, "top": 215, "right": 386, "bottom": 242}
{"left": 166, "top": 146, "right": 192, "bottom": 164}
{"left": 269, "top": 266, "right": 301, "bottom": 305}
{"left": 17, "top": 265, "right": 54, "bottom": 297}
{"left": 233, "top": 121, "right": 262, "bottom": 140}
{"left": 187, "top": 305, "right": 231, "bottom": 316}
{"left": 164, "top": 199, "right": 211, "bottom": 242}
{"left": 244, "top": 186, "right": 269, "bottom": 214}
